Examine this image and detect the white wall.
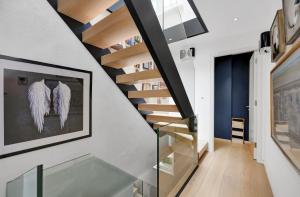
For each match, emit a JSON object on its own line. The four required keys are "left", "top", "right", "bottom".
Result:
{"left": 169, "top": 44, "right": 195, "bottom": 111}
{"left": 255, "top": 49, "right": 300, "bottom": 197}
{"left": 0, "top": 0, "right": 156, "bottom": 196}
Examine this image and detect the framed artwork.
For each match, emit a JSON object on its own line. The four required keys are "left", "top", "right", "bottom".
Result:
{"left": 283, "top": 0, "right": 300, "bottom": 44}
{"left": 271, "top": 47, "right": 300, "bottom": 174}
{"left": 152, "top": 84, "right": 159, "bottom": 90}
{"left": 142, "top": 62, "right": 150, "bottom": 70}
{"left": 142, "top": 83, "right": 151, "bottom": 90}
{"left": 271, "top": 10, "right": 286, "bottom": 62}
{"left": 134, "top": 35, "right": 142, "bottom": 44}
{"left": 134, "top": 64, "right": 141, "bottom": 72}
{"left": 0, "top": 55, "right": 92, "bottom": 159}
{"left": 159, "top": 81, "right": 167, "bottom": 89}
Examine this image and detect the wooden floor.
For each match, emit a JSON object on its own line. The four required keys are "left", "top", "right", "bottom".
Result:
{"left": 180, "top": 139, "right": 273, "bottom": 197}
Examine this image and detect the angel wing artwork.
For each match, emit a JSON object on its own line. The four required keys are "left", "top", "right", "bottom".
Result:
{"left": 53, "top": 81, "right": 71, "bottom": 129}
{"left": 28, "top": 79, "right": 51, "bottom": 133}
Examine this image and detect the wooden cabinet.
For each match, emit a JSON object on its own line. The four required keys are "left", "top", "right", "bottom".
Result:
{"left": 231, "top": 118, "right": 245, "bottom": 144}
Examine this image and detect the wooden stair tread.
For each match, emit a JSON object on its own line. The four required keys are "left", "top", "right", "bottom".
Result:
{"left": 58, "top": 0, "right": 118, "bottom": 24}
{"left": 146, "top": 114, "right": 184, "bottom": 123}
{"left": 117, "top": 70, "right": 161, "bottom": 84}
{"left": 82, "top": 6, "right": 139, "bottom": 48}
{"left": 139, "top": 104, "right": 178, "bottom": 112}
{"left": 154, "top": 123, "right": 189, "bottom": 134}
{"left": 128, "top": 89, "right": 171, "bottom": 98}
{"left": 102, "top": 42, "right": 152, "bottom": 68}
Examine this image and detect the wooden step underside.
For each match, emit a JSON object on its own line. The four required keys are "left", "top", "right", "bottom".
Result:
{"left": 159, "top": 146, "right": 173, "bottom": 161}
{"left": 82, "top": 6, "right": 139, "bottom": 48}
{"left": 154, "top": 123, "right": 190, "bottom": 134}
{"left": 102, "top": 43, "right": 152, "bottom": 68}
{"left": 117, "top": 70, "right": 161, "bottom": 84}
{"left": 165, "top": 132, "right": 195, "bottom": 147}
{"left": 58, "top": 0, "right": 118, "bottom": 24}
{"left": 159, "top": 141, "right": 194, "bottom": 161}
{"left": 128, "top": 89, "right": 171, "bottom": 98}
{"left": 139, "top": 104, "right": 178, "bottom": 112}
{"left": 146, "top": 114, "right": 184, "bottom": 123}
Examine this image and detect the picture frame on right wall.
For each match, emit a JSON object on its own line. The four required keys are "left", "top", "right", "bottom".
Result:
{"left": 271, "top": 9, "right": 286, "bottom": 62}
{"left": 282, "top": 0, "right": 300, "bottom": 44}
{"left": 271, "top": 46, "right": 300, "bottom": 174}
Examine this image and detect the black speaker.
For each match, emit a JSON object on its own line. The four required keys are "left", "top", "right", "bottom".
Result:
{"left": 259, "top": 31, "right": 270, "bottom": 52}
{"left": 189, "top": 47, "right": 195, "bottom": 57}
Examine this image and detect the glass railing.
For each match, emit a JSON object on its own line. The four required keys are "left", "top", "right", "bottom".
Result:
{"left": 155, "top": 116, "right": 198, "bottom": 197}
{"left": 7, "top": 116, "right": 197, "bottom": 197}
{"left": 6, "top": 166, "right": 42, "bottom": 197}
{"left": 6, "top": 155, "right": 151, "bottom": 197}
{"left": 151, "top": 0, "right": 189, "bottom": 44}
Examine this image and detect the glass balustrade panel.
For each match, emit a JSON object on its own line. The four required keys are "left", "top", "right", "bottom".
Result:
{"left": 157, "top": 116, "right": 198, "bottom": 197}
{"left": 6, "top": 166, "right": 42, "bottom": 197}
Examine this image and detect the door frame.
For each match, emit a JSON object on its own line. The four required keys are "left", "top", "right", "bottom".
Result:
{"left": 211, "top": 47, "right": 254, "bottom": 151}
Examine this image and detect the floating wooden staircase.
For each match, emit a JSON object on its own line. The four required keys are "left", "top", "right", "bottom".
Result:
{"left": 52, "top": 1, "right": 199, "bottom": 196}
{"left": 56, "top": 0, "right": 192, "bottom": 134}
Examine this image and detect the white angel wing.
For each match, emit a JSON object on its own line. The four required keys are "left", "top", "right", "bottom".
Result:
{"left": 28, "top": 79, "right": 51, "bottom": 133}
{"left": 53, "top": 81, "right": 71, "bottom": 129}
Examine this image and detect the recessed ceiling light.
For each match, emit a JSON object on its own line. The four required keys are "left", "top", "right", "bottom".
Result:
{"left": 233, "top": 17, "right": 239, "bottom": 22}
{"left": 169, "top": 38, "right": 173, "bottom": 41}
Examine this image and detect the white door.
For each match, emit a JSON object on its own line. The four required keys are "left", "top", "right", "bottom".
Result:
{"left": 254, "top": 50, "right": 263, "bottom": 162}
{"left": 252, "top": 49, "right": 271, "bottom": 163}
{"left": 249, "top": 52, "right": 256, "bottom": 159}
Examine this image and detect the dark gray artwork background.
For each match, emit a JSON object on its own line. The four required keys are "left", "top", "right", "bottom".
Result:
{"left": 4, "top": 69, "right": 83, "bottom": 145}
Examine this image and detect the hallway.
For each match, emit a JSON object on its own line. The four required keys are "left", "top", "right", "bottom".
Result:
{"left": 181, "top": 139, "right": 273, "bottom": 197}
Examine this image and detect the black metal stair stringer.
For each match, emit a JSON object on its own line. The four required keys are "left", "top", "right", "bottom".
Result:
{"left": 124, "top": 0, "right": 195, "bottom": 118}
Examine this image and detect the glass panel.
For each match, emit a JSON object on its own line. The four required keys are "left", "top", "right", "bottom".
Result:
{"left": 151, "top": 0, "right": 199, "bottom": 43}
{"left": 6, "top": 166, "right": 41, "bottom": 197}
{"left": 151, "top": 0, "right": 195, "bottom": 29}
{"left": 157, "top": 116, "right": 198, "bottom": 197}
{"left": 43, "top": 154, "right": 144, "bottom": 197}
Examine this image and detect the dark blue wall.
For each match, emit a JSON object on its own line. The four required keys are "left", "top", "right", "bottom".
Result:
{"left": 231, "top": 53, "right": 252, "bottom": 140}
{"left": 214, "top": 52, "right": 252, "bottom": 140}
{"left": 214, "top": 56, "right": 232, "bottom": 140}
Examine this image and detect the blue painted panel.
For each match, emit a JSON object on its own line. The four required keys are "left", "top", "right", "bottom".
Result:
{"left": 232, "top": 52, "right": 252, "bottom": 140}
{"left": 214, "top": 56, "right": 232, "bottom": 140}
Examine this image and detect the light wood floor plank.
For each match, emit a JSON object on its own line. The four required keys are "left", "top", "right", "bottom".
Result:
{"left": 180, "top": 140, "right": 273, "bottom": 197}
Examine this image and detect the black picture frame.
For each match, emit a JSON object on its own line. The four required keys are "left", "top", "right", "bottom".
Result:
{"left": 0, "top": 54, "right": 92, "bottom": 159}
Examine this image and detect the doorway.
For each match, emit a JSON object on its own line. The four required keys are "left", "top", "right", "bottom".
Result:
{"left": 214, "top": 52, "right": 253, "bottom": 142}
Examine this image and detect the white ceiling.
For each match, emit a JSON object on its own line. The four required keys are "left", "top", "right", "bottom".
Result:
{"left": 173, "top": 0, "right": 282, "bottom": 48}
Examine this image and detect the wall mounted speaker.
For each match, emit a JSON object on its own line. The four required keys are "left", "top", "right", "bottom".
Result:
{"left": 259, "top": 31, "right": 271, "bottom": 53}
